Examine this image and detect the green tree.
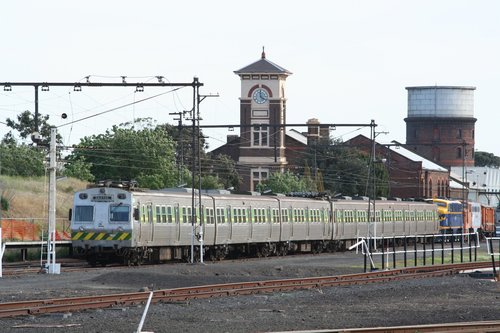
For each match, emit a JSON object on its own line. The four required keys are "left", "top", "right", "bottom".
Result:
{"left": 0, "top": 144, "right": 45, "bottom": 177}
{"left": 305, "top": 138, "right": 389, "bottom": 198}
{"left": 475, "top": 151, "right": 500, "bottom": 168}
{"left": 63, "top": 157, "right": 95, "bottom": 182}
{"left": 65, "top": 119, "right": 180, "bottom": 189}
{"left": 258, "top": 171, "right": 307, "bottom": 194}
{"left": 5, "top": 110, "right": 62, "bottom": 145}
{"left": 201, "top": 154, "right": 241, "bottom": 190}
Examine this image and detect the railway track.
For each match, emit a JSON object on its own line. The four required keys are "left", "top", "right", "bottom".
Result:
{"left": 0, "top": 261, "right": 496, "bottom": 319}
{"left": 269, "top": 320, "right": 500, "bottom": 332}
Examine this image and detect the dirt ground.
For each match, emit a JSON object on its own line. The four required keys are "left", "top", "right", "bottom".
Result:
{"left": 0, "top": 250, "right": 499, "bottom": 333}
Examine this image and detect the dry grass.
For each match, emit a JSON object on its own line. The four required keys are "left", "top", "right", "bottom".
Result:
{"left": 0, "top": 176, "right": 88, "bottom": 219}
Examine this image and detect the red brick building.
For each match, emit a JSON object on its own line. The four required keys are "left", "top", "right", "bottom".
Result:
{"left": 346, "top": 135, "right": 451, "bottom": 199}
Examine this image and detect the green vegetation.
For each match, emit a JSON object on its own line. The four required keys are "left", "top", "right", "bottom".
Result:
{"left": 0, "top": 175, "right": 86, "bottom": 218}
{"left": 475, "top": 151, "right": 500, "bottom": 168}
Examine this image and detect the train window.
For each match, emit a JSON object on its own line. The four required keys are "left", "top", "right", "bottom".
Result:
{"left": 315, "top": 209, "right": 322, "bottom": 222}
{"left": 244, "top": 208, "right": 250, "bottom": 223}
{"left": 262, "top": 208, "right": 268, "bottom": 223}
{"left": 357, "top": 210, "right": 367, "bottom": 222}
{"left": 159, "top": 206, "right": 166, "bottom": 223}
{"left": 296, "top": 208, "right": 304, "bottom": 222}
{"left": 233, "top": 208, "right": 241, "bottom": 223}
{"left": 216, "top": 207, "right": 226, "bottom": 223}
{"left": 336, "top": 210, "right": 343, "bottom": 223}
{"left": 409, "top": 211, "right": 415, "bottom": 221}
{"left": 394, "top": 210, "right": 403, "bottom": 221}
{"left": 166, "top": 206, "right": 173, "bottom": 223}
{"left": 110, "top": 204, "right": 130, "bottom": 222}
{"left": 181, "top": 207, "right": 191, "bottom": 224}
{"left": 155, "top": 206, "right": 162, "bottom": 223}
{"left": 344, "top": 210, "right": 353, "bottom": 223}
{"left": 205, "top": 207, "right": 215, "bottom": 224}
{"left": 383, "top": 210, "right": 392, "bottom": 222}
{"left": 140, "top": 205, "right": 147, "bottom": 223}
{"left": 253, "top": 208, "right": 259, "bottom": 223}
{"left": 281, "top": 208, "right": 289, "bottom": 223}
{"left": 272, "top": 208, "right": 280, "bottom": 223}
{"left": 74, "top": 205, "right": 93, "bottom": 222}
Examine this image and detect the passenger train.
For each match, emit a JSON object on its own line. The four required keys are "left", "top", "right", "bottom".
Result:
{"left": 70, "top": 181, "right": 441, "bottom": 265}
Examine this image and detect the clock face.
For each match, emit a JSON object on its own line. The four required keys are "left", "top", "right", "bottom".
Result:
{"left": 253, "top": 88, "right": 268, "bottom": 104}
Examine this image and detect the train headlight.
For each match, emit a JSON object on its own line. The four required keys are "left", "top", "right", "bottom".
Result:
{"left": 79, "top": 226, "right": 85, "bottom": 231}
{"left": 118, "top": 227, "right": 123, "bottom": 232}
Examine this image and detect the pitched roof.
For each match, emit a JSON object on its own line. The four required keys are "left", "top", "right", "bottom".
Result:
{"left": 234, "top": 49, "right": 292, "bottom": 75}
{"left": 389, "top": 141, "right": 448, "bottom": 172}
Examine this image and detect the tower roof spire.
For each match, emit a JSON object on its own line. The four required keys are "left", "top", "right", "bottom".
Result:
{"left": 261, "top": 46, "right": 266, "bottom": 59}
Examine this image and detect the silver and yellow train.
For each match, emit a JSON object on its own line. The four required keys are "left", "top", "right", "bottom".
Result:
{"left": 70, "top": 182, "right": 440, "bottom": 265}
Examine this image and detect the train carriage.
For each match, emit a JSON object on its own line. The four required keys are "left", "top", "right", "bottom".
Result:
{"left": 70, "top": 182, "right": 443, "bottom": 265}
{"left": 432, "top": 198, "right": 464, "bottom": 232}
{"left": 480, "top": 205, "right": 496, "bottom": 237}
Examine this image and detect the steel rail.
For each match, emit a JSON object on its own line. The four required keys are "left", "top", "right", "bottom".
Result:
{"left": 0, "top": 261, "right": 495, "bottom": 318}
{"left": 268, "top": 320, "right": 500, "bottom": 332}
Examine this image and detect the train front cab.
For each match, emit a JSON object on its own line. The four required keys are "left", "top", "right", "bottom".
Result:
{"left": 432, "top": 199, "right": 463, "bottom": 234}
{"left": 70, "top": 187, "right": 133, "bottom": 264}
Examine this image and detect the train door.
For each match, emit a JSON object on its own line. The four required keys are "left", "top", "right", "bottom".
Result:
{"left": 137, "top": 202, "right": 154, "bottom": 244}
{"left": 215, "top": 205, "right": 231, "bottom": 244}
{"left": 146, "top": 202, "right": 154, "bottom": 242}
{"left": 280, "top": 206, "right": 291, "bottom": 242}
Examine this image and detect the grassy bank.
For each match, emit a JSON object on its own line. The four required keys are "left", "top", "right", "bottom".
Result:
{"left": 0, "top": 175, "right": 88, "bottom": 219}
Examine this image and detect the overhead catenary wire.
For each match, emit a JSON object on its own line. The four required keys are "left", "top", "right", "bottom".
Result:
{"left": 58, "top": 87, "right": 185, "bottom": 128}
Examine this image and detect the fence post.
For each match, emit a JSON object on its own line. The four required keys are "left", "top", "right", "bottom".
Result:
{"left": 431, "top": 235, "right": 435, "bottom": 265}
{"left": 392, "top": 236, "right": 396, "bottom": 269}
{"left": 460, "top": 233, "right": 464, "bottom": 263}
{"left": 403, "top": 236, "right": 407, "bottom": 267}
{"left": 441, "top": 232, "right": 445, "bottom": 264}
{"left": 451, "top": 231, "right": 455, "bottom": 264}
{"left": 414, "top": 236, "right": 417, "bottom": 267}
{"left": 423, "top": 235, "right": 426, "bottom": 266}
{"left": 381, "top": 236, "right": 385, "bottom": 270}
{"left": 488, "top": 238, "right": 497, "bottom": 280}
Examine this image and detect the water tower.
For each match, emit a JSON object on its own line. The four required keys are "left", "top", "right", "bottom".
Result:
{"left": 404, "top": 86, "right": 476, "bottom": 167}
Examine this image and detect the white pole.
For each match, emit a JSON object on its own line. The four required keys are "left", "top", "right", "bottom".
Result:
{"left": 136, "top": 291, "right": 154, "bottom": 333}
{"left": 47, "top": 128, "right": 60, "bottom": 274}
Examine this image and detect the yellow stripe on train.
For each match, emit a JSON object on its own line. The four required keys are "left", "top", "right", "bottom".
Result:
{"left": 72, "top": 231, "right": 131, "bottom": 241}
{"left": 71, "top": 231, "right": 84, "bottom": 240}
{"left": 83, "top": 232, "right": 95, "bottom": 240}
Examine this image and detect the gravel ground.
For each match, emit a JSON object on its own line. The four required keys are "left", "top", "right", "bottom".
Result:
{"left": 0, "top": 250, "right": 499, "bottom": 333}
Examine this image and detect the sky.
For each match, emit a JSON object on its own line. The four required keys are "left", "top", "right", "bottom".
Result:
{"left": 1, "top": 1, "right": 499, "bottom": 157}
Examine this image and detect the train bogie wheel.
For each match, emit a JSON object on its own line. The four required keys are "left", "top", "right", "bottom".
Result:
{"left": 89, "top": 259, "right": 97, "bottom": 267}
{"left": 260, "top": 246, "right": 270, "bottom": 258}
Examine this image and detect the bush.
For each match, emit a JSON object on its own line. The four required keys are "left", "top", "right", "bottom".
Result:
{"left": 1, "top": 196, "right": 9, "bottom": 211}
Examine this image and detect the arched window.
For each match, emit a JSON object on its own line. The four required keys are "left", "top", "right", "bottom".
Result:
{"left": 456, "top": 147, "right": 462, "bottom": 158}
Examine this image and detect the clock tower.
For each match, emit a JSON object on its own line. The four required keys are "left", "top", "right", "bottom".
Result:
{"left": 234, "top": 49, "right": 292, "bottom": 191}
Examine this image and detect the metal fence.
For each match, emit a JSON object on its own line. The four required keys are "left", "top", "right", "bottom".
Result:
{"left": 352, "top": 232, "right": 481, "bottom": 272}
{"left": 485, "top": 237, "right": 500, "bottom": 279}
{"left": 0, "top": 218, "right": 70, "bottom": 241}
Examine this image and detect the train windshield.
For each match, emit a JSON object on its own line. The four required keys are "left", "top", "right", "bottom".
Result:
{"left": 74, "top": 205, "right": 94, "bottom": 222}
{"left": 110, "top": 204, "right": 130, "bottom": 222}
{"left": 448, "top": 202, "right": 463, "bottom": 212}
